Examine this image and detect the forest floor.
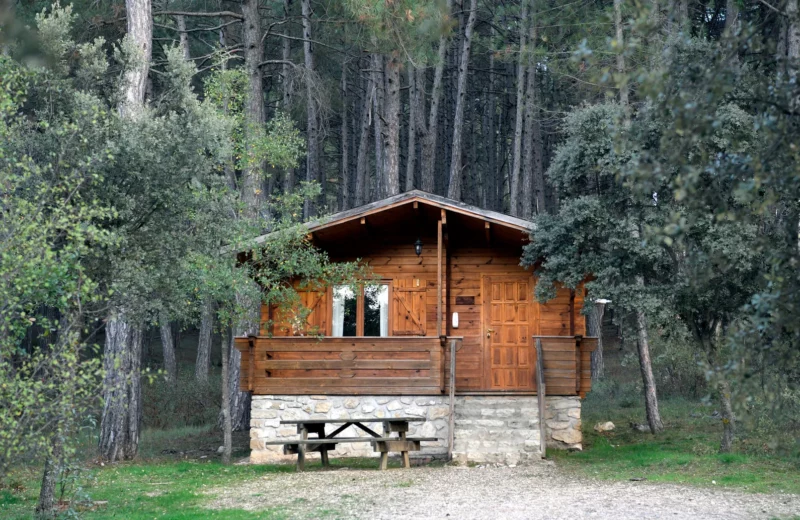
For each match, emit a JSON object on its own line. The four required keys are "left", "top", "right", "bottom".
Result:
{"left": 1, "top": 399, "right": 799, "bottom": 520}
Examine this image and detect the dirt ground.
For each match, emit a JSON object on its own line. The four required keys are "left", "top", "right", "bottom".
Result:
{"left": 206, "top": 462, "right": 800, "bottom": 519}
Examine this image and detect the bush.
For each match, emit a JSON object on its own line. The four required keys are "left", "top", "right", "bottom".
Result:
{"left": 142, "top": 371, "right": 221, "bottom": 429}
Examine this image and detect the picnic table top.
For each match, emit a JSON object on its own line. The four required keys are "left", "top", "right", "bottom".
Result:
{"left": 279, "top": 417, "right": 423, "bottom": 425}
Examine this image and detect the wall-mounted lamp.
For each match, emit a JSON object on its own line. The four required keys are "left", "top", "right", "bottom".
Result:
{"left": 414, "top": 238, "right": 423, "bottom": 256}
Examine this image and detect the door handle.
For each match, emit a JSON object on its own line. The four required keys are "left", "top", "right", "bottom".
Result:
{"left": 486, "top": 328, "right": 494, "bottom": 338}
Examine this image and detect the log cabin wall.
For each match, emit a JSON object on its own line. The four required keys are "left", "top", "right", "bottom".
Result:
{"left": 259, "top": 217, "right": 586, "bottom": 394}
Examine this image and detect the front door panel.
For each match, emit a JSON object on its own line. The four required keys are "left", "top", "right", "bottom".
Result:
{"left": 484, "top": 276, "right": 534, "bottom": 390}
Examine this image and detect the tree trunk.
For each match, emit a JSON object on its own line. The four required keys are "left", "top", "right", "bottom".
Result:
{"left": 446, "top": 0, "right": 478, "bottom": 201}
{"left": 485, "top": 33, "right": 497, "bottom": 210}
{"left": 282, "top": 0, "right": 295, "bottom": 194}
{"left": 118, "top": 0, "right": 152, "bottom": 117}
{"left": 355, "top": 63, "right": 372, "bottom": 207}
{"left": 614, "top": 0, "right": 629, "bottom": 108}
{"left": 196, "top": 301, "right": 214, "bottom": 383}
{"left": 99, "top": 315, "right": 144, "bottom": 461}
{"left": 718, "top": 379, "right": 735, "bottom": 452}
{"left": 341, "top": 61, "right": 350, "bottom": 210}
{"left": 635, "top": 304, "right": 664, "bottom": 433}
{"left": 159, "top": 316, "right": 176, "bottom": 383}
{"left": 405, "top": 64, "right": 418, "bottom": 192}
{"left": 371, "top": 53, "right": 385, "bottom": 200}
{"left": 788, "top": 0, "right": 800, "bottom": 79}
{"left": 301, "top": 0, "right": 320, "bottom": 218}
{"left": 383, "top": 55, "right": 401, "bottom": 197}
{"left": 35, "top": 434, "right": 63, "bottom": 518}
{"left": 241, "top": 0, "right": 265, "bottom": 218}
{"left": 220, "top": 329, "right": 232, "bottom": 464}
{"left": 509, "top": 0, "right": 530, "bottom": 217}
{"left": 521, "top": 9, "right": 538, "bottom": 219}
{"left": 589, "top": 303, "right": 606, "bottom": 380}
{"left": 420, "top": 0, "right": 452, "bottom": 193}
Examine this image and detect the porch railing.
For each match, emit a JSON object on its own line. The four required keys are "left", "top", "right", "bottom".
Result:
{"left": 235, "top": 336, "right": 461, "bottom": 395}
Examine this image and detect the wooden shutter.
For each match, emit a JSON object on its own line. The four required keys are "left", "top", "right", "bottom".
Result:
{"left": 392, "top": 278, "right": 426, "bottom": 336}
{"left": 272, "top": 287, "right": 329, "bottom": 336}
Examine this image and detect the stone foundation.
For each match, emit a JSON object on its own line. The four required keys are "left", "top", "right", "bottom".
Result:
{"left": 249, "top": 394, "right": 582, "bottom": 464}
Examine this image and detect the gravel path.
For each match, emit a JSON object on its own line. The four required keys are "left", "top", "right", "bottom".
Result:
{"left": 207, "top": 463, "right": 800, "bottom": 520}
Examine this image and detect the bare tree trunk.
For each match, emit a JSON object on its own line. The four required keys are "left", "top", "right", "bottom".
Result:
{"left": 446, "top": 0, "right": 478, "bottom": 201}
{"left": 635, "top": 303, "right": 664, "bottom": 433}
{"left": 509, "top": 0, "right": 530, "bottom": 217}
{"left": 99, "top": 315, "right": 144, "bottom": 460}
{"left": 341, "top": 60, "right": 350, "bottom": 209}
{"left": 176, "top": 14, "right": 190, "bottom": 60}
{"left": 196, "top": 301, "right": 214, "bottom": 383}
{"left": 788, "top": 0, "right": 800, "bottom": 79}
{"left": 100, "top": 0, "right": 150, "bottom": 462}
{"left": 282, "top": 0, "right": 295, "bottom": 194}
{"left": 159, "top": 316, "right": 177, "bottom": 383}
{"left": 118, "top": 0, "right": 152, "bottom": 117}
{"left": 35, "top": 434, "right": 63, "bottom": 518}
{"left": 241, "top": 0, "right": 265, "bottom": 217}
{"left": 383, "top": 55, "right": 401, "bottom": 197}
{"left": 355, "top": 62, "right": 372, "bottom": 207}
{"left": 220, "top": 329, "right": 232, "bottom": 464}
{"left": 614, "top": 0, "right": 629, "bottom": 109}
{"left": 589, "top": 303, "right": 606, "bottom": 380}
{"left": 485, "top": 34, "right": 497, "bottom": 210}
{"left": 521, "top": 9, "right": 537, "bottom": 219}
{"left": 405, "top": 64, "right": 418, "bottom": 192}
{"left": 420, "top": 0, "right": 452, "bottom": 193}
{"left": 371, "top": 53, "right": 385, "bottom": 200}
{"left": 301, "top": 0, "right": 320, "bottom": 217}
{"left": 718, "top": 379, "right": 735, "bottom": 452}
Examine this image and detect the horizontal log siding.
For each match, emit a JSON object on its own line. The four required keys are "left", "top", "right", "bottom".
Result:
{"left": 234, "top": 336, "right": 450, "bottom": 395}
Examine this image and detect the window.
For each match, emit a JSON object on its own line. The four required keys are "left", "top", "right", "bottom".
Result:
{"left": 331, "top": 283, "right": 390, "bottom": 337}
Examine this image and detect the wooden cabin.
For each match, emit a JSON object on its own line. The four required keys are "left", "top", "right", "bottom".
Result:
{"left": 236, "top": 191, "right": 596, "bottom": 465}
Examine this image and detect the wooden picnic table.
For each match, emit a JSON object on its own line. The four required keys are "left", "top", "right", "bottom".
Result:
{"left": 263, "top": 417, "right": 436, "bottom": 471}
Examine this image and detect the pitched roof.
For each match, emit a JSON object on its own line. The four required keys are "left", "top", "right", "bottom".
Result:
{"left": 249, "top": 190, "right": 531, "bottom": 248}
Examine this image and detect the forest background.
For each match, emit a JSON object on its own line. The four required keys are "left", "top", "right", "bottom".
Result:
{"left": 1, "top": 0, "right": 799, "bottom": 516}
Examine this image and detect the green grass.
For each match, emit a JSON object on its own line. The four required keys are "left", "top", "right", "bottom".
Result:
{"left": 0, "top": 425, "right": 404, "bottom": 519}
{"left": 551, "top": 395, "right": 800, "bottom": 494}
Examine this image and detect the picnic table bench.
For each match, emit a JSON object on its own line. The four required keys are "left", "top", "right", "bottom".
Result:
{"left": 262, "top": 417, "right": 437, "bottom": 471}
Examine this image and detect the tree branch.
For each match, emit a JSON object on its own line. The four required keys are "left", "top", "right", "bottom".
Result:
{"left": 153, "top": 10, "right": 244, "bottom": 20}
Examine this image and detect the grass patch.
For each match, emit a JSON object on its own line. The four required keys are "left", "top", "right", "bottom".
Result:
{"left": 551, "top": 396, "right": 800, "bottom": 494}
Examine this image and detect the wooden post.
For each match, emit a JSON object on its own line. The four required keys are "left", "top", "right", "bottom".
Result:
{"left": 247, "top": 337, "right": 255, "bottom": 392}
{"left": 297, "top": 425, "right": 308, "bottom": 471}
{"left": 569, "top": 290, "right": 575, "bottom": 336}
{"left": 448, "top": 338, "right": 457, "bottom": 461}
{"left": 535, "top": 338, "right": 546, "bottom": 459}
{"left": 437, "top": 219, "right": 443, "bottom": 336}
{"left": 575, "top": 335, "right": 583, "bottom": 393}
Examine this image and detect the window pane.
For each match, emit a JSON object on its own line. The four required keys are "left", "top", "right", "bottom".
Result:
{"left": 363, "top": 284, "right": 389, "bottom": 337}
{"left": 332, "top": 286, "right": 357, "bottom": 337}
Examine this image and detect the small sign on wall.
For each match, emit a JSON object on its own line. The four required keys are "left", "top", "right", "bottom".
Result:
{"left": 455, "top": 296, "right": 475, "bottom": 305}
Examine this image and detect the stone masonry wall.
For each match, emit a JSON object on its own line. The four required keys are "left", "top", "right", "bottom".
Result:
{"left": 250, "top": 395, "right": 450, "bottom": 463}
{"left": 249, "top": 395, "right": 582, "bottom": 464}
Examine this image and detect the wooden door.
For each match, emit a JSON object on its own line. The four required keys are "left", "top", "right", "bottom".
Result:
{"left": 483, "top": 276, "right": 534, "bottom": 390}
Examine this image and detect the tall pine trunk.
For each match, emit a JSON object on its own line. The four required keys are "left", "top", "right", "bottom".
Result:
{"left": 446, "top": 0, "right": 478, "bottom": 201}
{"left": 159, "top": 316, "right": 176, "bottom": 383}
{"left": 355, "top": 61, "right": 372, "bottom": 207}
{"left": 281, "top": 0, "right": 295, "bottom": 194}
{"left": 371, "top": 53, "right": 385, "bottom": 200}
{"left": 220, "top": 329, "right": 233, "bottom": 464}
{"left": 241, "top": 0, "right": 265, "bottom": 216}
{"left": 383, "top": 55, "right": 401, "bottom": 197}
{"left": 99, "top": 0, "right": 151, "bottom": 463}
{"left": 301, "top": 0, "right": 320, "bottom": 217}
{"left": 509, "top": 0, "right": 530, "bottom": 216}
{"left": 100, "top": 316, "right": 144, "bottom": 460}
{"left": 405, "top": 64, "right": 418, "bottom": 192}
{"left": 196, "top": 301, "right": 214, "bottom": 383}
{"left": 420, "top": 0, "right": 451, "bottom": 193}
{"left": 341, "top": 61, "right": 350, "bottom": 209}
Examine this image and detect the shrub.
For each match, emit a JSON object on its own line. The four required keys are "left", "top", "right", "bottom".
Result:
{"left": 142, "top": 371, "right": 222, "bottom": 429}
